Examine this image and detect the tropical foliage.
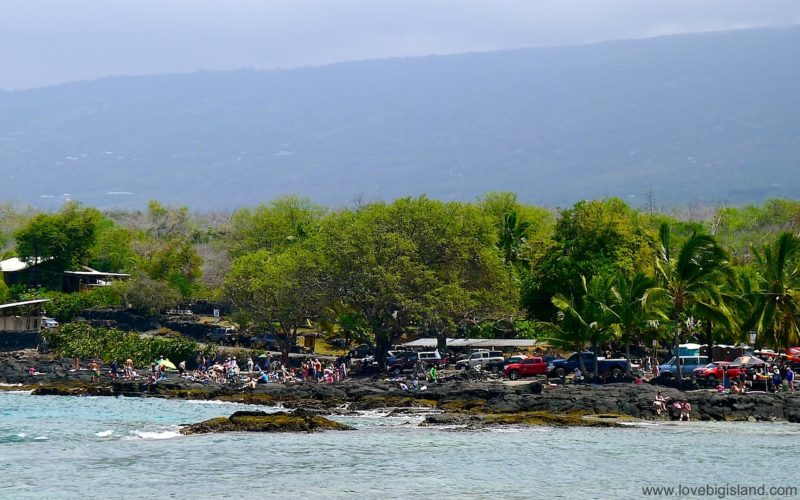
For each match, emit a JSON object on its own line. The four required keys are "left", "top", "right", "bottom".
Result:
{"left": 4, "top": 194, "right": 800, "bottom": 362}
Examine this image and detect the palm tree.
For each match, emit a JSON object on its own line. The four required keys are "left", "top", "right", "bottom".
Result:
{"left": 651, "top": 223, "right": 734, "bottom": 378}
{"left": 549, "top": 276, "right": 613, "bottom": 378}
{"left": 751, "top": 232, "right": 800, "bottom": 349}
{"left": 498, "top": 211, "right": 530, "bottom": 269}
{"left": 603, "top": 272, "right": 668, "bottom": 375}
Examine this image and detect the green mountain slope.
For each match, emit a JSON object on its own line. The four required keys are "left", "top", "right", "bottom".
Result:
{"left": 0, "top": 27, "right": 798, "bottom": 210}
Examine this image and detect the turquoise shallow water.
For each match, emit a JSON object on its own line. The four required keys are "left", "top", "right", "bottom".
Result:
{"left": 1, "top": 391, "right": 799, "bottom": 500}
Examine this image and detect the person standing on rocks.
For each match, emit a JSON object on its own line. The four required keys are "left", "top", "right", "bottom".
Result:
{"left": 679, "top": 399, "right": 691, "bottom": 421}
{"left": 90, "top": 360, "right": 100, "bottom": 382}
{"left": 786, "top": 366, "right": 795, "bottom": 394}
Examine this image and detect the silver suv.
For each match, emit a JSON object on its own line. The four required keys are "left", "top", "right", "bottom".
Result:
{"left": 456, "top": 350, "right": 504, "bottom": 370}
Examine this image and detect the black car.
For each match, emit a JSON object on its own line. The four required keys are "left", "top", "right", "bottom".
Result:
{"left": 349, "top": 344, "right": 374, "bottom": 358}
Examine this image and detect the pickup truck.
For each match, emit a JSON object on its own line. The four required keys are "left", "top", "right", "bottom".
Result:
{"left": 386, "top": 351, "right": 446, "bottom": 375}
{"left": 503, "top": 357, "right": 547, "bottom": 380}
{"left": 547, "top": 352, "right": 632, "bottom": 379}
{"left": 484, "top": 355, "right": 527, "bottom": 373}
{"left": 455, "top": 350, "right": 504, "bottom": 371}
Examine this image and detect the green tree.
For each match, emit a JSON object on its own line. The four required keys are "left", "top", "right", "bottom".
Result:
{"left": 131, "top": 201, "right": 203, "bottom": 298}
{"left": 498, "top": 211, "right": 530, "bottom": 268}
{"left": 15, "top": 202, "right": 102, "bottom": 289}
{"left": 224, "top": 245, "right": 330, "bottom": 362}
{"left": 651, "top": 223, "right": 734, "bottom": 378}
{"left": 318, "top": 197, "right": 518, "bottom": 365}
{"left": 548, "top": 276, "right": 614, "bottom": 377}
{"left": 603, "top": 272, "right": 667, "bottom": 375}
{"left": 228, "top": 195, "right": 325, "bottom": 258}
{"left": 522, "top": 198, "right": 652, "bottom": 320}
{"left": 89, "top": 219, "right": 135, "bottom": 272}
{"left": 751, "top": 232, "right": 800, "bottom": 349}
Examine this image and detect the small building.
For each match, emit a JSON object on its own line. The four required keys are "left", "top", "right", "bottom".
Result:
{"left": 0, "top": 299, "right": 50, "bottom": 333}
{"left": 1, "top": 257, "right": 128, "bottom": 292}
{"left": 0, "top": 299, "right": 50, "bottom": 351}
{"left": 62, "top": 267, "right": 130, "bottom": 293}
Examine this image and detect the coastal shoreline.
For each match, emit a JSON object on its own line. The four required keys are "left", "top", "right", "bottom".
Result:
{"left": 4, "top": 351, "right": 799, "bottom": 429}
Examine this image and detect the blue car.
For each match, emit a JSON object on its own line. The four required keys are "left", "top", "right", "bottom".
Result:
{"left": 658, "top": 356, "right": 709, "bottom": 377}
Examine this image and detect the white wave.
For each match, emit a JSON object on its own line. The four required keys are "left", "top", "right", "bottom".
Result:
{"left": 95, "top": 430, "right": 114, "bottom": 437}
{"left": 618, "top": 421, "right": 660, "bottom": 427}
{"left": 0, "top": 382, "right": 23, "bottom": 387}
{"left": 124, "top": 429, "right": 182, "bottom": 440}
{"left": 33, "top": 436, "right": 49, "bottom": 440}
{"left": 16, "top": 433, "right": 27, "bottom": 438}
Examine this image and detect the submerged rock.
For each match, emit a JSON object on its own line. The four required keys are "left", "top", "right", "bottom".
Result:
{"left": 179, "top": 409, "right": 353, "bottom": 435}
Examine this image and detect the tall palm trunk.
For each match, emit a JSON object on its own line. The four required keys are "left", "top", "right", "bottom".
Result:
{"left": 625, "top": 342, "right": 632, "bottom": 376}
{"left": 674, "top": 309, "right": 682, "bottom": 379}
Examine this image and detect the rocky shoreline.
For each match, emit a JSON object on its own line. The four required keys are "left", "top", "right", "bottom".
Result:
{"left": 3, "top": 350, "right": 800, "bottom": 429}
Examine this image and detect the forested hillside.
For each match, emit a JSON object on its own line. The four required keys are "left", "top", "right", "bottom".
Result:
{"left": 0, "top": 27, "right": 798, "bottom": 210}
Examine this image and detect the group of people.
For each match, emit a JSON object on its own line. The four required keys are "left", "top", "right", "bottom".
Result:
{"left": 652, "top": 391, "right": 692, "bottom": 421}
{"left": 717, "top": 364, "right": 795, "bottom": 394}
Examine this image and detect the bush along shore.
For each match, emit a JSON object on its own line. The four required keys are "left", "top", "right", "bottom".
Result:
{"left": 4, "top": 352, "right": 800, "bottom": 429}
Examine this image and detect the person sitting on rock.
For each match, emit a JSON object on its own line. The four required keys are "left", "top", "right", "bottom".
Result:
{"left": 573, "top": 367, "right": 583, "bottom": 384}
{"left": 653, "top": 391, "right": 667, "bottom": 415}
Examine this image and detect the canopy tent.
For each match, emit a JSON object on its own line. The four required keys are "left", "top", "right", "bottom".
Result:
{"left": 157, "top": 358, "right": 177, "bottom": 370}
{"left": 730, "top": 355, "right": 767, "bottom": 367}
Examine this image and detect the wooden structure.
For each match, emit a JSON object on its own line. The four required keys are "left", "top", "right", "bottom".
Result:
{"left": 0, "top": 299, "right": 50, "bottom": 333}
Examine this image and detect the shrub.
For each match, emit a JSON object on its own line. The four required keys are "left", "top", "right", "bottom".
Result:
{"left": 47, "top": 322, "right": 207, "bottom": 366}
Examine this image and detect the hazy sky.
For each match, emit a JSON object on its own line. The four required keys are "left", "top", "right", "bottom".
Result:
{"left": 2, "top": 0, "right": 799, "bottom": 90}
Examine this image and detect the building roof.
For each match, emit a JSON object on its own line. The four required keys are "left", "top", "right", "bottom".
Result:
{"left": 398, "top": 338, "right": 543, "bottom": 348}
{"left": 0, "top": 299, "right": 50, "bottom": 310}
{"left": 63, "top": 270, "right": 130, "bottom": 277}
{"left": 1, "top": 257, "right": 33, "bottom": 273}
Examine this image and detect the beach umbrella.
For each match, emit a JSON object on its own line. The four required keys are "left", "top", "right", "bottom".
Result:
{"left": 157, "top": 358, "right": 177, "bottom": 370}
{"left": 729, "top": 355, "right": 766, "bottom": 368}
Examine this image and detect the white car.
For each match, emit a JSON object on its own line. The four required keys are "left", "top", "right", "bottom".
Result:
{"left": 41, "top": 317, "right": 59, "bottom": 329}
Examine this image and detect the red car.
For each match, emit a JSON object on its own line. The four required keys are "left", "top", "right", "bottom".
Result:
{"left": 504, "top": 357, "right": 547, "bottom": 380}
{"left": 692, "top": 361, "right": 744, "bottom": 381}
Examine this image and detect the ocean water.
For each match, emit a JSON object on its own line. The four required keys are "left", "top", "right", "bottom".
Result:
{"left": 1, "top": 391, "right": 799, "bottom": 499}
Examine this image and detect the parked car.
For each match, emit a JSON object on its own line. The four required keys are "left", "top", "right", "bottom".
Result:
{"left": 658, "top": 356, "right": 709, "bottom": 378}
{"left": 249, "top": 334, "right": 278, "bottom": 349}
{"left": 41, "top": 317, "right": 59, "bottom": 329}
{"left": 386, "top": 351, "right": 446, "bottom": 375}
{"left": 207, "top": 327, "right": 237, "bottom": 344}
{"left": 485, "top": 354, "right": 527, "bottom": 373}
{"left": 504, "top": 357, "right": 548, "bottom": 380}
{"left": 417, "top": 350, "right": 448, "bottom": 367}
{"left": 547, "top": 352, "right": 633, "bottom": 379}
{"left": 692, "top": 361, "right": 744, "bottom": 381}
{"left": 349, "top": 344, "right": 374, "bottom": 359}
{"left": 455, "top": 351, "right": 504, "bottom": 371}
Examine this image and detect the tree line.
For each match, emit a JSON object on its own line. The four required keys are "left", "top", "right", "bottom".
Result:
{"left": 2, "top": 194, "right": 800, "bottom": 365}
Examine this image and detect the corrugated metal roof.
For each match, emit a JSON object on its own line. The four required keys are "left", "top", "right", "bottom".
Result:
{"left": 0, "top": 299, "right": 50, "bottom": 310}
{"left": 399, "top": 338, "right": 543, "bottom": 348}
